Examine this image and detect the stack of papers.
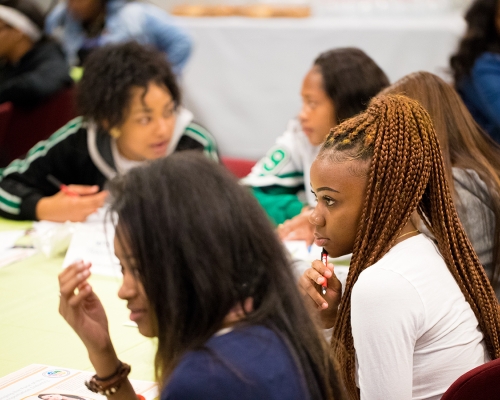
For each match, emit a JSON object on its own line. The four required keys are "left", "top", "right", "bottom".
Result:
{"left": 0, "top": 364, "right": 158, "bottom": 400}
{"left": 62, "top": 207, "right": 120, "bottom": 277}
{"left": 62, "top": 222, "right": 120, "bottom": 277}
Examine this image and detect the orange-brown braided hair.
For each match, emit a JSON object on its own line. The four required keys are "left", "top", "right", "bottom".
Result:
{"left": 319, "top": 94, "right": 500, "bottom": 400}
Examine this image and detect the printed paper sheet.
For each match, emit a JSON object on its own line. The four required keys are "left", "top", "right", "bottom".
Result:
{"left": 0, "top": 364, "right": 158, "bottom": 400}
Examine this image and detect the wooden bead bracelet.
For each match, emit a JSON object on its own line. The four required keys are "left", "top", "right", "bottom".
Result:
{"left": 85, "top": 361, "right": 131, "bottom": 396}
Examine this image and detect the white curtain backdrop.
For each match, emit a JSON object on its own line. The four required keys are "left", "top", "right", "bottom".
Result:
{"left": 177, "top": 14, "right": 465, "bottom": 159}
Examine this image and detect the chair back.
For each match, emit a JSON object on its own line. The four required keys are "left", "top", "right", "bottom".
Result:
{"left": 0, "top": 86, "right": 76, "bottom": 166}
{"left": 441, "top": 358, "right": 500, "bottom": 400}
{"left": 0, "top": 102, "right": 13, "bottom": 151}
{"left": 222, "top": 156, "right": 256, "bottom": 178}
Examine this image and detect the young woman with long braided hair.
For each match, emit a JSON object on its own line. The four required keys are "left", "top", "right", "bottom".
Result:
{"left": 299, "top": 94, "right": 500, "bottom": 399}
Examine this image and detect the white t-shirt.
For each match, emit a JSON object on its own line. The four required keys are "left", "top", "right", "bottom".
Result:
{"left": 351, "top": 234, "right": 489, "bottom": 400}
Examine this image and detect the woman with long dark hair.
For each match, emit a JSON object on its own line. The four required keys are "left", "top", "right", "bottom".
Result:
{"left": 58, "top": 152, "right": 345, "bottom": 400}
{"left": 300, "top": 95, "right": 500, "bottom": 399}
{"left": 383, "top": 71, "right": 500, "bottom": 299}
{"left": 450, "top": 0, "right": 500, "bottom": 143}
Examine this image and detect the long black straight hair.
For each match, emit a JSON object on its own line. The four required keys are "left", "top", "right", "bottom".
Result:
{"left": 109, "top": 152, "right": 345, "bottom": 400}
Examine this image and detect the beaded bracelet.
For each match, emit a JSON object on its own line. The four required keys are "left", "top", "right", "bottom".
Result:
{"left": 85, "top": 361, "right": 131, "bottom": 396}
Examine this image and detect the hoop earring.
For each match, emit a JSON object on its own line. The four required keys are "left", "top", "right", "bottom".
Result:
{"left": 110, "top": 127, "right": 121, "bottom": 139}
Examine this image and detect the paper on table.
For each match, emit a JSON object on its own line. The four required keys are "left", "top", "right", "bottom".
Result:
{"left": 32, "top": 207, "right": 113, "bottom": 259}
{"left": 0, "top": 248, "right": 36, "bottom": 268}
{"left": 0, "top": 364, "right": 158, "bottom": 400}
{"left": 0, "top": 230, "right": 27, "bottom": 250}
{"left": 0, "top": 230, "right": 37, "bottom": 268}
{"left": 62, "top": 222, "right": 120, "bottom": 277}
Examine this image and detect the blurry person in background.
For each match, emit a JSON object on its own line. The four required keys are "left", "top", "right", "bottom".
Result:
{"left": 242, "top": 48, "right": 389, "bottom": 242}
{"left": 0, "top": 42, "right": 218, "bottom": 222}
{"left": 45, "top": 0, "right": 192, "bottom": 73}
{"left": 451, "top": 0, "right": 500, "bottom": 143}
{"left": 0, "top": 0, "right": 71, "bottom": 108}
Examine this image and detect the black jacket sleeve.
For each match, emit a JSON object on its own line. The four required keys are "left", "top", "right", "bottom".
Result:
{"left": 175, "top": 122, "right": 220, "bottom": 162}
{"left": 0, "top": 120, "right": 105, "bottom": 220}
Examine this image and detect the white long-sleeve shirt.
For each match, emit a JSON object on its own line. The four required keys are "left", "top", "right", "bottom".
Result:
{"left": 351, "top": 234, "right": 489, "bottom": 400}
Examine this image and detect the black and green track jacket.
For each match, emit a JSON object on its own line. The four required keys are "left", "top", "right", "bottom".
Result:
{"left": 0, "top": 108, "right": 218, "bottom": 220}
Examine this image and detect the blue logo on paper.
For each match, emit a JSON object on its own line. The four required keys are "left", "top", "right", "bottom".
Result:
{"left": 42, "top": 369, "right": 70, "bottom": 378}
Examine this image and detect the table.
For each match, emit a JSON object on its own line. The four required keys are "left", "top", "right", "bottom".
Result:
{"left": 0, "top": 220, "right": 156, "bottom": 382}
{"left": 178, "top": 14, "right": 466, "bottom": 159}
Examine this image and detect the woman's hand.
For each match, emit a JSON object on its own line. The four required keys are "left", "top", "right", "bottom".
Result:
{"left": 58, "top": 261, "right": 112, "bottom": 354}
{"left": 59, "top": 262, "right": 138, "bottom": 397}
{"left": 36, "top": 185, "right": 109, "bottom": 222}
{"left": 59, "top": 261, "right": 122, "bottom": 378}
{"left": 277, "top": 208, "right": 315, "bottom": 245}
{"left": 299, "top": 260, "right": 342, "bottom": 329}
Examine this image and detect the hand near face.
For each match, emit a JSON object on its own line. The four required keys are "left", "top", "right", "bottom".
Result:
{"left": 36, "top": 185, "right": 108, "bottom": 222}
{"left": 299, "top": 259, "right": 342, "bottom": 329}
{"left": 277, "top": 208, "right": 315, "bottom": 245}
{"left": 58, "top": 261, "right": 112, "bottom": 353}
{"left": 59, "top": 261, "right": 137, "bottom": 395}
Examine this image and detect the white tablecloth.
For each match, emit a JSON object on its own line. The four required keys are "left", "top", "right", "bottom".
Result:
{"left": 177, "top": 14, "right": 465, "bottom": 159}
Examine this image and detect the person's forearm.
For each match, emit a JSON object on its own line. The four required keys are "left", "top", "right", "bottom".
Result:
{"left": 88, "top": 347, "right": 139, "bottom": 400}
{"left": 88, "top": 344, "right": 120, "bottom": 378}
{"left": 106, "top": 379, "right": 137, "bottom": 400}
{"left": 0, "top": 181, "right": 41, "bottom": 220}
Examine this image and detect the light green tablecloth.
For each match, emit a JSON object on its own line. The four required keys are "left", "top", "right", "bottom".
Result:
{"left": 0, "top": 217, "right": 32, "bottom": 232}
{"left": 0, "top": 219, "right": 156, "bottom": 381}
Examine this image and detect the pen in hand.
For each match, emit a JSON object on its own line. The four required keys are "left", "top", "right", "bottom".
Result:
{"left": 321, "top": 248, "right": 328, "bottom": 295}
{"left": 46, "top": 174, "right": 79, "bottom": 197}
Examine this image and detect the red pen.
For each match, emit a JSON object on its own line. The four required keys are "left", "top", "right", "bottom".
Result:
{"left": 47, "top": 174, "right": 79, "bottom": 197}
{"left": 321, "top": 248, "right": 328, "bottom": 295}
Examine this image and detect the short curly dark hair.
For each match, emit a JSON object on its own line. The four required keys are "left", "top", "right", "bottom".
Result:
{"left": 77, "top": 41, "right": 181, "bottom": 129}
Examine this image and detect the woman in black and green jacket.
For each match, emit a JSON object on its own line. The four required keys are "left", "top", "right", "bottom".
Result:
{"left": 0, "top": 42, "right": 218, "bottom": 222}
